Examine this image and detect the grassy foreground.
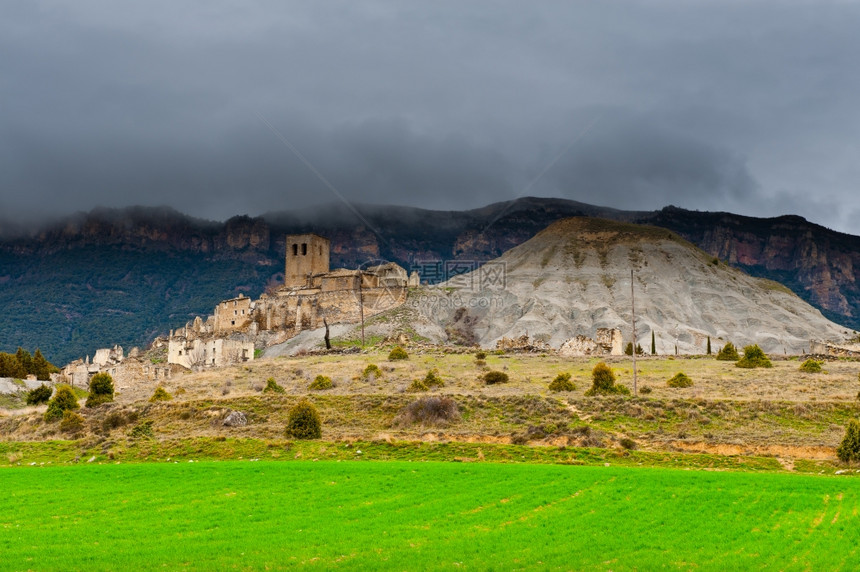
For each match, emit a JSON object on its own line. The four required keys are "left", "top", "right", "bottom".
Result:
{"left": 2, "top": 460, "right": 859, "bottom": 570}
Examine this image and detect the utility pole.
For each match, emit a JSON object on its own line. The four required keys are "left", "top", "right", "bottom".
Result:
{"left": 359, "top": 273, "right": 366, "bottom": 346}
{"left": 631, "top": 268, "right": 637, "bottom": 396}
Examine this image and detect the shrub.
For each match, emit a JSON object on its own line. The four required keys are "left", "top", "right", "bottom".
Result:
{"left": 619, "top": 437, "right": 637, "bottom": 450}
{"left": 407, "top": 378, "right": 429, "bottom": 392}
{"left": 59, "top": 410, "right": 86, "bottom": 435}
{"left": 667, "top": 372, "right": 693, "bottom": 388}
{"left": 86, "top": 372, "right": 115, "bottom": 407}
{"left": 388, "top": 346, "right": 409, "bottom": 361}
{"left": 548, "top": 372, "right": 575, "bottom": 392}
{"left": 308, "top": 375, "right": 333, "bottom": 390}
{"left": 483, "top": 370, "right": 509, "bottom": 385}
{"left": 716, "top": 342, "right": 739, "bottom": 361}
{"left": 149, "top": 387, "right": 172, "bottom": 402}
{"left": 394, "top": 396, "right": 460, "bottom": 427}
{"left": 475, "top": 359, "right": 486, "bottom": 367}
{"left": 129, "top": 420, "right": 154, "bottom": 439}
{"left": 585, "top": 363, "right": 631, "bottom": 396}
{"left": 263, "top": 377, "right": 285, "bottom": 393}
{"left": 639, "top": 385, "right": 653, "bottom": 395}
{"left": 736, "top": 345, "right": 773, "bottom": 369}
{"left": 25, "top": 384, "right": 52, "bottom": 405}
{"left": 423, "top": 368, "right": 444, "bottom": 388}
{"left": 624, "top": 343, "right": 644, "bottom": 356}
{"left": 285, "top": 399, "right": 322, "bottom": 439}
{"left": 44, "top": 385, "right": 79, "bottom": 422}
{"left": 361, "top": 364, "right": 383, "bottom": 381}
{"left": 799, "top": 359, "right": 823, "bottom": 373}
{"left": 475, "top": 351, "right": 487, "bottom": 360}
{"left": 102, "top": 411, "right": 130, "bottom": 432}
{"left": 837, "top": 419, "right": 860, "bottom": 463}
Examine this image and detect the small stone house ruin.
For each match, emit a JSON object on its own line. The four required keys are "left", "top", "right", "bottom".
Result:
{"left": 809, "top": 340, "right": 860, "bottom": 358}
{"left": 166, "top": 233, "right": 415, "bottom": 369}
{"left": 558, "top": 328, "right": 624, "bottom": 356}
{"left": 60, "top": 345, "right": 177, "bottom": 390}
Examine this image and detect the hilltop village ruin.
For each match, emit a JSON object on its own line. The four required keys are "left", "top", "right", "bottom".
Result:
{"left": 166, "top": 233, "right": 419, "bottom": 369}
{"left": 47, "top": 229, "right": 860, "bottom": 393}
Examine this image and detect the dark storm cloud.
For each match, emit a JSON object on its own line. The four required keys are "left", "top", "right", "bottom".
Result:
{"left": 1, "top": 1, "right": 859, "bottom": 232}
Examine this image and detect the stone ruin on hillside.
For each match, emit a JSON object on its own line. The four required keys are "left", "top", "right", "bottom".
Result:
{"left": 167, "top": 233, "right": 419, "bottom": 369}
{"left": 809, "top": 340, "right": 860, "bottom": 358}
{"left": 59, "top": 345, "right": 179, "bottom": 390}
{"left": 558, "top": 328, "right": 624, "bottom": 357}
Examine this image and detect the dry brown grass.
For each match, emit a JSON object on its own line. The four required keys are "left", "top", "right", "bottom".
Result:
{"left": 3, "top": 351, "right": 860, "bottom": 460}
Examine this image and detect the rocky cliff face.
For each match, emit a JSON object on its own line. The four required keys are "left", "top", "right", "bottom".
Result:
{"left": 643, "top": 207, "right": 860, "bottom": 327}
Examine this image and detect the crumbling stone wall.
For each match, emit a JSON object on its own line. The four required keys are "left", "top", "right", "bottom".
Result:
{"left": 559, "top": 328, "right": 624, "bottom": 356}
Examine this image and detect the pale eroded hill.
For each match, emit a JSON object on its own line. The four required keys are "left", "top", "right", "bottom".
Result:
{"left": 418, "top": 218, "right": 851, "bottom": 354}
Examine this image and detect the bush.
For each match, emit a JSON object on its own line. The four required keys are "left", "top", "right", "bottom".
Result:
{"left": 285, "top": 399, "right": 322, "bottom": 439}
{"left": 394, "top": 396, "right": 460, "bottom": 427}
{"left": 639, "top": 385, "right": 653, "bottom": 394}
{"left": 736, "top": 345, "right": 773, "bottom": 369}
{"left": 799, "top": 359, "right": 823, "bottom": 373}
{"left": 44, "top": 385, "right": 79, "bottom": 422}
{"left": 716, "top": 342, "right": 740, "bottom": 361}
{"left": 86, "top": 372, "right": 115, "bottom": 407}
{"left": 59, "top": 410, "right": 85, "bottom": 435}
{"left": 837, "top": 419, "right": 860, "bottom": 463}
{"left": 388, "top": 346, "right": 409, "bottom": 361}
{"left": 625, "top": 343, "right": 644, "bottom": 356}
{"left": 667, "top": 372, "right": 693, "bottom": 388}
{"left": 361, "top": 364, "right": 383, "bottom": 381}
{"left": 619, "top": 437, "right": 637, "bottom": 450}
{"left": 308, "top": 375, "right": 333, "bottom": 390}
{"left": 102, "top": 411, "right": 131, "bottom": 432}
{"left": 149, "top": 386, "right": 172, "bottom": 402}
{"left": 25, "top": 384, "right": 53, "bottom": 405}
{"left": 483, "top": 370, "right": 509, "bottom": 385}
{"left": 423, "top": 368, "right": 444, "bottom": 388}
{"left": 548, "top": 372, "right": 575, "bottom": 392}
{"left": 129, "top": 420, "right": 154, "bottom": 439}
{"left": 475, "top": 359, "right": 486, "bottom": 367}
{"left": 585, "top": 363, "right": 631, "bottom": 396}
{"left": 475, "top": 351, "right": 487, "bottom": 360}
{"left": 407, "top": 378, "right": 429, "bottom": 392}
{"left": 263, "top": 377, "right": 285, "bottom": 393}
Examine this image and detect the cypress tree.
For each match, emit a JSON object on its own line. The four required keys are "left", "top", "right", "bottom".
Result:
{"left": 651, "top": 331, "right": 656, "bottom": 355}
{"left": 706, "top": 336, "right": 712, "bottom": 355}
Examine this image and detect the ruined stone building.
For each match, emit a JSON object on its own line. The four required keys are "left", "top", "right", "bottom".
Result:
{"left": 558, "top": 328, "right": 624, "bottom": 356}
{"left": 60, "top": 345, "right": 177, "bottom": 390}
{"left": 167, "top": 233, "right": 417, "bottom": 368}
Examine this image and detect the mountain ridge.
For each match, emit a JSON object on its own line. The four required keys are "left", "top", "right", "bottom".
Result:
{"left": 1, "top": 198, "right": 857, "bottom": 363}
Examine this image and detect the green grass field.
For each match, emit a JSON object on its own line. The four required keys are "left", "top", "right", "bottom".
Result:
{"left": 2, "top": 460, "right": 859, "bottom": 570}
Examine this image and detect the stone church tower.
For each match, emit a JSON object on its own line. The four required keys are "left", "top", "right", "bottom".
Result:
{"left": 285, "top": 234, "right": 330, "bottom": 288}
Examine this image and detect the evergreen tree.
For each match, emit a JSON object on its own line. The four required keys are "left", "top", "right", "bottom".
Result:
{"left": 838, "top": 419, "right": 860, "bottom": 464}
{"left": 87, "top": 373, "right": 115, "bottom": 407}
{"left": 706, "top": 336, "right": 712, "bottom": 355}
{"left": 32, "top": 349, "right": 52, "bottom": 381}
{"left": 651, "top": 331, "right": 656, "bottom": 355}
{"left": 0, "top": 353, "right": 26, "bottom": 379}
{"left": 16, "top": 347, "right": 33, "bottom": 376}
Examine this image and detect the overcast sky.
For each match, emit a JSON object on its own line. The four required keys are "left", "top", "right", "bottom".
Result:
{"left": 2, "top": 1, "right": 859, "bottom": 233}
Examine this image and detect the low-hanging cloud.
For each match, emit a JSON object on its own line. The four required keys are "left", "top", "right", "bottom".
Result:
{"left": 0, "top": 1, "right": 858, "bottom": 233}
